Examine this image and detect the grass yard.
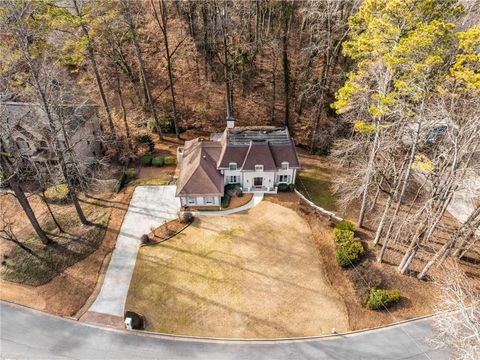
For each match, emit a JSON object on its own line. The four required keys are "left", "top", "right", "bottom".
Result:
{"left": 126, "top": 201, "right": 348, "bottom": 338}
{"left": 1, "top": 201, "right": 111, "bottom": 286}
{"left": 295, "top": 153, "right": 338, "bottom": 211}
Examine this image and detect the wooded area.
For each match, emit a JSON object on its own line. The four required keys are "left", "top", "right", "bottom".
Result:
{"left": 0, "top": 0, "right": 479, "bottom": 344}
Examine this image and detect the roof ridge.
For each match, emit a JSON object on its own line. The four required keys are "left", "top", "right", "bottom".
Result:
{"left": 240, "top": 140, "right": 254, "bottom": 170}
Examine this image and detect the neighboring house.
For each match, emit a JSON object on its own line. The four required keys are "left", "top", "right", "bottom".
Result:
{"left": 1, "top": 101, "right": 103, "bottom": 173}
{"left": 176, "top": 120, "right": 300, "bottom": 208}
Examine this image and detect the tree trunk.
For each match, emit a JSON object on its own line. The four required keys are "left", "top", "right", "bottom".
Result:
{"left": 281, "top": 0, "right": 291, "bottom": 133}
{"left": 373, "top": 194, "right": 392, "bottom": 246}
{"left": 152, "top": 0, "right": 180, "bottom": 137}
{"left": 122, "top": 0, "right": 163, "bottom": 139}
{"left": 222, "top": 0, "right": 233, "bottom": 120}
{"left": 72, "top": 0, "right": 116, "bottom": 145}
{"left": 0, "top": 155, "right": 51, "bottom": 245}
{"left": 113, "top": 57, "right": 133, "bottom": 154}
{"left": 357, "top": 123, "right": 380, "bottom": 228}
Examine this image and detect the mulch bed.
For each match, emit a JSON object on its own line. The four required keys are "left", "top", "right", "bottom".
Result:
{"left": 148, "top": 219, "right": 187, "bottom": 242}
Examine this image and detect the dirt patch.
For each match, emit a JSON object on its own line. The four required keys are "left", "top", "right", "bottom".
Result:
{"left": 137, "top": 166, "right": 176, "bottom": 182}
{"left": 265, "top": 193, "right": 442, "bottom": 330}
{"left": 126, "top": 201, "right": 348, "bottom": 338}
{"left": 0, "top": 187, "right": 134, "bottom": 316}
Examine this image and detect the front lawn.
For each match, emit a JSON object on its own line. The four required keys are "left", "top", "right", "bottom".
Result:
{"left": 126, "top": 201, "right": 348, "bottom": 338}
{"left": 296, "top": 154, "right": 337, "bottom": 211}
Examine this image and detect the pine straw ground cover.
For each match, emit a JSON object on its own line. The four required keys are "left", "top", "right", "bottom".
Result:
{"left": 1, "top": 200, "right": 111, "bottom": 286}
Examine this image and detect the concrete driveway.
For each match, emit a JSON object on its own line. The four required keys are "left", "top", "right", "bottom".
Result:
{"left": 0, "top": 301, "right": 448, "bottom": 359}
{"left": 86, "top": 186, "right": 180, "bottom": 321}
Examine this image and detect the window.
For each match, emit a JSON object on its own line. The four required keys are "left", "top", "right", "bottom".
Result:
{"left": 281, "top": 162, "right": 289, "bottom": 170}
{"left": 229, "top": 163, "right": 237, "bottom": 170}
{"left": 204, "top": 196, "right": 214, "bottom": 204}
{"left": 229, "top": 175, "right": 238, "bottom": 183}
{"left": 187, "top": 197, "right": 196, "bottom": 205}
{"left": 255, "top": 165, "right": 263, "bottom": 171}
{"left": 278, "top": 175, "right": 289, "bottom": 183}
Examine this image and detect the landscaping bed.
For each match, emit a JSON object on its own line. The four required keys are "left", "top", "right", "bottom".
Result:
{"left": 148, "top": 219, "right": 187, "bottom": 241}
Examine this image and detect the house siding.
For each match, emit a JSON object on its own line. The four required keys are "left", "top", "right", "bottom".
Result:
{"left": 180, "top": 196, "right": 220, "bottom": 207}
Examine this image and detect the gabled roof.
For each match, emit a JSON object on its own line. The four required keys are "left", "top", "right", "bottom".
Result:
{"left": 241, "top": 141, "right": 277, "bottom": 171}
{"left": 176, "top": 139, "right": 224, "bottom": 197}
{"left": 217, "top": 126, "right": 300, "bottom": 169}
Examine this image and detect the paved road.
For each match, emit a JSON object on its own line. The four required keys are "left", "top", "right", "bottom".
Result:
{"left": 0, "top": 301, "right": 447, "bottom": 360}
{"left": 88, "top": 185, "right": 180, "bottom": 317}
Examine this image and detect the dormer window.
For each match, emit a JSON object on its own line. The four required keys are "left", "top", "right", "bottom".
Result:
{"left": 229, "top": 163, "right": 237, "bottom": 171}
{"left": 255, "top": 165, "right": 263, "bottom": 171}
{"left": 281, "top": 162, "right": 289, "bottom": 170}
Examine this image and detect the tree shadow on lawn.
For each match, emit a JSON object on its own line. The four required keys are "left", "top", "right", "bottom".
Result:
{"left": 158, "top": 242, "right": 322, "bottom": 295}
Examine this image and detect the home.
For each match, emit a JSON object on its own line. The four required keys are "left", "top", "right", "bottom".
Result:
{"left": 1, "top": 101, "right": 103, "bottom": 173}
{"left": 176, "top": 120, "right": 300, "bottom": 208}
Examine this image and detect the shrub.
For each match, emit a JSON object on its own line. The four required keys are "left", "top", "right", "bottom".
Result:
{"left": 152, "top": 156, "right": 164, "bottom": 167}
{"left": 288, "top": 183, "right": 295, "bottom": 192}
{"left": 124, "top": 168, "right": 138, "bottom": 183}
{"left": 333, "top": 228, "right": 355, "bottom": 244}
{"left": 140, "top": 155, "right": 153, "bottom": 166}
{"left": 367, "top": 288, "right": 401, "bottom": 310}
{"left": 164, "top": 156, "right": 176, "bottom": 165}
{"left": 221, "top": 194, "right": 231, "bottom": 208}
{"left": 335, "top": 240, "right": 364, "bottom": 267}
{"left": 136, "top": 134, "right": 155, "bottom": 153}
{"left": 160, "top": 115, "right": 176, "bottom": 133}
{"left": 44, "top": 184, "right": 70, "bottom": 203}
{"left": 335, "top": 220, "right": 355, "bottom": 232}
{"left": 277, "top": 183, "right": 289, "bottom": 192}
{"left": 180, "top": 212, "right": 194, "bottom": 224}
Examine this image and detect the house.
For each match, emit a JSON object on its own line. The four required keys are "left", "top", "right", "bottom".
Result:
{"left": 1, "top": 101, "right": 103, "bottom": 173}
{"left": 176, "top": 120, "right": 300, "bottom": 208}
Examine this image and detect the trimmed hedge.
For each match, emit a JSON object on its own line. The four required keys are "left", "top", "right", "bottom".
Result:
{"left": 164, "top": 156, "right": 176, "bottom": 165}
{"left": 221, "top": 194, "right": 230, "bottom": 208}
{"left": 278, "top": 183, "right": 295, "bottom": 192}
{"left": 335, "top": 220, "right": 355, "bottom": 232}
{"left": 335, "top": 239, "right": 364, "bottom": 267}
{"left": 367, "top": 288, "right": 401, "bottom": 310}
{"left": 140, "top": 155, "right": 153, "bottom": 166}
{"left": 333, "top": 228, "right": 355, "bottom": 244}
{"left": 152, "top": 156, "right": 164, "bottom": 167}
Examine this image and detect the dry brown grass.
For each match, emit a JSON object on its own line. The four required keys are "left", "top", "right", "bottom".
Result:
{"left": 126, "top": 201, "right": 348, "bottom": 338}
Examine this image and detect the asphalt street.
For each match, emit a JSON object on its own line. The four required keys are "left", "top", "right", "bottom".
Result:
{"left": 0, "top": 301, "right": 448, "bottom": 360}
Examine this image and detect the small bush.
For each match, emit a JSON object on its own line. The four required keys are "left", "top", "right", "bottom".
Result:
{"left": 140, "top": 155, "right": 153, "bottom": 166}
{"left": 44, "top": 184, "right": 70, "bottom": 203}
{"left": 335, "top": 240, "right": 364, "bottom": 267}
{"left": 333, "top": 228, "right": 355, "bottom": 244}
{"left": 335, "top": 220, "right": 355, "bottom": 232}
{"left": 367, "top": 288, "right": 401, "bottom": 310}
{"left": 136, "top": 134, "right": 155, "bottom": 153}
{"left": 160, "top": 115, "right": 176, "bottom": 133}
{"left": 152, "top": 156, "right": 164, "bottom": 167}
{"left": 277, "top": 183, "right": 289, "bottom": 192}
{"left": 221, "top": 194, "right": 231, "bottom": 208}
{"left": 124, "top": 168, "right": 138, "bottom": 182}
{"left": 288, "top": 183, "right": 295, "bottom": 192}
{"left": 164, "top": 156, "right": 176, "bottom": 165}
{"left": 180, "top": 212, "right": 194, "bottom": 224}
{"left": 350, "top": 262, "right": 383, "bottom": 305}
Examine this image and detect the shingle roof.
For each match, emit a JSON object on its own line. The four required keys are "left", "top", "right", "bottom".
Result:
{"left": 176, "top": 139, "right": 224, "bottom": 197}
{"left": 217, "top": 127, "right": 300, "bottom": 169}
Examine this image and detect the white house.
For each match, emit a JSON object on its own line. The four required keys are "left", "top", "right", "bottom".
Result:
{"left": 176, "top": 122, "right": 300, "bottom": 208}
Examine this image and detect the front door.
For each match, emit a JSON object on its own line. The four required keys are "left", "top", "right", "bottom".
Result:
{"left": 253, "top": 177, "right": 263, "bottom": 188}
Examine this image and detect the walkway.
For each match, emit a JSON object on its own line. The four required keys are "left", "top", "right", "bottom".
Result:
{"left": 85, "top": 186, "right": 180, "bottom": 322}
{"left": 0, "top": 301, "right": 447, "bottom": 359}
{"left": 193, "top": 193, "right": 264, "bottom": 216}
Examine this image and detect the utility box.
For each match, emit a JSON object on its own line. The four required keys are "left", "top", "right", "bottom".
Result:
{"left": 124, "top": 311, "right": 146, "bottom": 330}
